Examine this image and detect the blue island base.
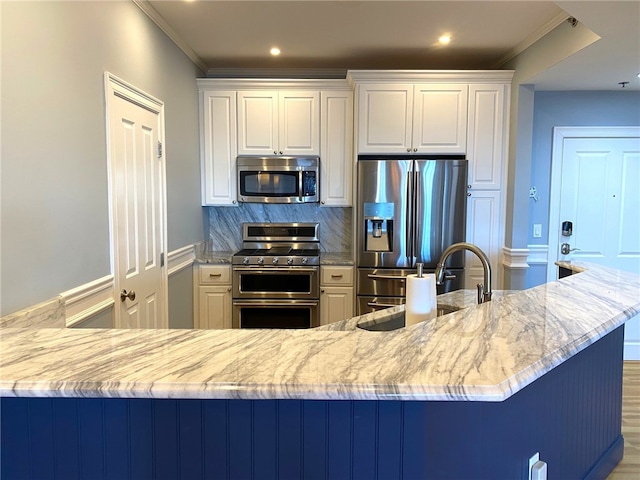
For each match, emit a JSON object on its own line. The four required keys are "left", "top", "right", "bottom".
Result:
{"left": 1, "top": 327, "right": 624, "bottom": 479}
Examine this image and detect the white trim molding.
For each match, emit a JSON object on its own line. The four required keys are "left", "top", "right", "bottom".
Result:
{"left": 527, "top": 244, "right": 549, "bottom": 265}
{"left": 132, "top": 0, "right": 207, "bottom": 73}
{"left": 502, "top": 247, "right": 530, "bottom": 270}
{"left": 168, "top": 244, "right": 196, "bottom": 276}
{"left": 61, "top": 275, "right": 115, "bottom": 328}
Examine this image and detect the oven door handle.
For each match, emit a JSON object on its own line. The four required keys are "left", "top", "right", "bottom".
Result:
{"left": 367, "top": 274, "right": 406, "bottom": 281}
{"left": 233, "top": 300, "right": 319, "bottom": 307}
{"left": 367, "top": 301, "right": 400, "bottom": 309}
{"left": 233, "top": 267, "right": 318, "bottom": 274}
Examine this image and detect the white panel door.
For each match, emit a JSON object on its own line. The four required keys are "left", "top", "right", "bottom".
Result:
{"left": 412, "top": 84, "right": 468, "bottom": 153}
{"left": 107, "top": 77, "right": 167, "bottom": 329}
{"left": 558, "top": 138, "right": 640, "bottom": 272}
{"left": 553, "top": 131, "right": 640, "bottom": 359}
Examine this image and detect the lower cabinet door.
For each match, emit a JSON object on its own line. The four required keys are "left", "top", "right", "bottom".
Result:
{"left": 198, "top": 286, "right": 232, "bottom": 329}
{"left": 320, "top": 286, "right": 354, "bottom": 325}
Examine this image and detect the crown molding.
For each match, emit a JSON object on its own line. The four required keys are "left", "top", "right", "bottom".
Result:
{"left": 346, "top": 70, "right": 515, "bottom": 85}
{"left": 205, "top": 68, "right": 348, "bottom": 79}
{"left": 494, "top": 11, "right": 570, "bottom": 68}
{"left": 133, "top": 0, "right": 208, "bottom": 74}
{"left": 197, "top": 77, "right": 351, "bottom": 90}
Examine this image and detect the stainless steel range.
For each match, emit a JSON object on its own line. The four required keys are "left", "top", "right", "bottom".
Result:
{"left": 232, "top": 223, "right": 320, "bottom": 329}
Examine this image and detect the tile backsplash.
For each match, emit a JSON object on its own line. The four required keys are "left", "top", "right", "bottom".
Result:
{"left": 207, "top": 204, "right": 352, "bottom": 253}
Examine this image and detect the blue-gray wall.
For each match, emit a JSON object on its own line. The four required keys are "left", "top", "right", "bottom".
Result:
{"left": 527, "top": 90, "right": 640, "bottom": 287}
{"left": 1, "top": 1, "right": 204, "bottom": 315}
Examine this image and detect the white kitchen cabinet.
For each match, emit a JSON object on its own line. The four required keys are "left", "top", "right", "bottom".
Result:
{"left": 194, "top": 265, "right": 232, "bottom": 329}
{"left": 199, "top": 90, "right": 237, "bottom": 206}
{"left": 466, "top": 84, "right": 507, "bottom": 190}
{"left": 357, "top": 83, "right": 467, "bottom": 154}
{"left": 320, "top": 266, "right": 354, "bottom": 325}
{"left": 237, "top": 90, "right": 320, "bottom": 156}
{"left": 464, "top": 190, "right": 502, "bottom": 291}
{"left": 320, "top": 90, "right": 353, "bottom": 206}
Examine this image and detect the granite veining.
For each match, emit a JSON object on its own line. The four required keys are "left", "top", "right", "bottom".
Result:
{"left": 320, "top": 252, "right": 354, "bottom": 265}
{"left": 1, "top": 263, "right": 638, "bottom": 402}
{"left": 0, "top": 297, "right": 65, "bottom": 328}
{"left": 207, "top": 204, "right": 352, "bottom": 253}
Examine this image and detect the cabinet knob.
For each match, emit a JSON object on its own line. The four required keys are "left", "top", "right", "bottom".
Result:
{"left": 406, "top": 148, "right": 411, "bottom": 153}
{"left": 321, "top": 200, "right": 325, "bottom": 205}
{"left": 273, "top": 150, "right": 278, "bottom": 155}
{"left": 227, "top": 287, "right": 232, "bottom": 292}
{"left": 467, "top": 192, "right": 472, "bottom": 196}
{"left": 232, "top": 200, "right": 236, "bottom": 204}
{"left": 413, "top": 148, "right": 418, "bottom": 152}
{"left": 279, "top": 151, "right": 283, "bottom": 155}
{"left": 321, "top": 289, "right": 325, "bottom": 293}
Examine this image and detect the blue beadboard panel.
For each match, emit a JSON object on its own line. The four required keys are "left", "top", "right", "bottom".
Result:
{"left": 0, "top": 326, "right": 625, "bottom": 480}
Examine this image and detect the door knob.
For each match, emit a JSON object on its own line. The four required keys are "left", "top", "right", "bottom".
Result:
{"left": 560, "top": 243, "right": 579, "bottom": 255}
{"left": 120, "top": 289, "right": 136, "bottom": 302}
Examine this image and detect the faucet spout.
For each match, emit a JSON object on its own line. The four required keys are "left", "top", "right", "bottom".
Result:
{"left": 435, "top": 242, "right": 492, "bottom": 304}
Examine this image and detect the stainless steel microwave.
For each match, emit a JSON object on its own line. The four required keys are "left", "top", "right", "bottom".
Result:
{"left": 237, "top": 156, "right": 319, "bottom": 204}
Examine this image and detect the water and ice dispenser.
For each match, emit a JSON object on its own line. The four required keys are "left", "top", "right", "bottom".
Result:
{"left": 363, "top": 202, "right": 394, "bottom": 253}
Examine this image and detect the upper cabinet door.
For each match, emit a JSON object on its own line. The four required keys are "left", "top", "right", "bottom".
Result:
{"left": 466, "top": 84, "right": 507, "bottom": 190}
{"left": 320, "top": 90, "right": 353, "bottom": 206}
{"left": 279, "top": 91, "right": 320, "bottom": 155}
{"left": 412, "top": 84, "right": 468, "bottom": 154}
{"left": 237, "top": 91, "right": 278, "bottom": 155}
{"left": 237, "top": 90, "right": 320, "bottom": 156}
{"left": 357, "top": 84, "right": 413, "bottom": 154}
{"left": 200, "top": 90, "right": 237, "bottom": 206}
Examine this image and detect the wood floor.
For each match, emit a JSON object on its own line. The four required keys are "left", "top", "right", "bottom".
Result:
{"left": 608, "top": 361, "right": 640, "bottom": 479}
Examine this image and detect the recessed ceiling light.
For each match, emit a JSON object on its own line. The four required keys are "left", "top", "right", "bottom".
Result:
{"left": 270, "top": 47, "right": 281, "bottom": 56}
{"left": 438, "top": 34, "right": 451, "bottom": 45}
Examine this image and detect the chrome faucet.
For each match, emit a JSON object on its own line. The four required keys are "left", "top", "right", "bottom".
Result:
{"left": 435, "top": 242, "right": 492, "bottom": 304}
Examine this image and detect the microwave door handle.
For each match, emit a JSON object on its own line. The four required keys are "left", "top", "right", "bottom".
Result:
{"left": 299, "top": 171, "right": 303, "bottom": 202}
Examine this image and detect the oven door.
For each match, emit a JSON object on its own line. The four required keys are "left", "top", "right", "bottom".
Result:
{"left": 233, "top": 267, "right": 319, "bottom": 299}
{"left": 233, "top": 300, "right": 319, "bottom": 329}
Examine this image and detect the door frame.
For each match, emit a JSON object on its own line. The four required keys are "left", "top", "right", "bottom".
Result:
{"left": 547, "top": 126, "right": 640, "bottom": 282}
{"left": 104, "top": 72, "right": 169, "bottom": 328}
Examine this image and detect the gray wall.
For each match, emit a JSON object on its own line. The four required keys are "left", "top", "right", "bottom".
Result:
{"left": 168, "top": 266, "right": 194, "bottom": 329}
{"left": 527, "top": 90, "right": 640, "bottom": 287}
{"left": 1, "top": 1, "right": 204, "bottom": 315}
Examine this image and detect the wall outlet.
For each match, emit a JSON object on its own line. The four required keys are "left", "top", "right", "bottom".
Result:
{"left": 533, "top": 224, "right": 542, "bottom": 238}
{"left": 528, "top": 452, "right": 540, "bottom": 480}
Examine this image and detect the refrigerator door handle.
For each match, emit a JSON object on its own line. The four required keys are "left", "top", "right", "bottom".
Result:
{"left": 367, "top": 274, "right": 407, "bottom": 281}
{"left": 412, "top": 167, "right": 420, "bottom": 266}
{"left": 406, "top": 169, "right": 414, "bottom": 263}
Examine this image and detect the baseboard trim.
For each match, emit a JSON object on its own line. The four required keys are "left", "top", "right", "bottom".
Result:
{"left": 61, "top": 275, "right": 114, "bottom": 327}
{"left": 502, "top": 247, "right": 530, "bottom": 269}
{"left": 583, "top": 435, "right": 624, "bottom": 480}
{"left": 168, "top": 244, "right": 196, "bottom": 276}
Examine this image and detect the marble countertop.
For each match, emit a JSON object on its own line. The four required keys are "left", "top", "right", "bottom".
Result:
{"left": 1, "top": 263, "right": 638, "bottom": 402}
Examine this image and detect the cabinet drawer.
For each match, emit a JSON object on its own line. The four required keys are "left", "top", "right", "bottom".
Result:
{"left": 321, "top": 266, "right": 353, "bottom": 286}
{"left": 199, "top": 265, "right": 231, "bottom": 284}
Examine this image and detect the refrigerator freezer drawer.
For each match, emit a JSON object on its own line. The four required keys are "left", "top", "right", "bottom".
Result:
{"left": 357, "top": 267, "right": 463, "bottom": 297}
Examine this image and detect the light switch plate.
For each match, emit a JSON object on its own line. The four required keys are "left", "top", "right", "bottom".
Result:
{"left": 533, "top": 224, "right": 542, "bottom": 238}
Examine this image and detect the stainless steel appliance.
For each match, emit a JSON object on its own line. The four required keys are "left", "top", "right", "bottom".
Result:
{"left": 356, "top": 155, "right": 468, "bottom": 314}
{"left": 232, "top": 223, "right": 320, "bottom": 328}
{"left": 237, "top": 156, "right": 319, "bottom": 204}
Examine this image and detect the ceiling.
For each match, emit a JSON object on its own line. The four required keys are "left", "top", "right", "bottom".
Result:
{"left": 140, "top": 0, "right": 640, "bottom": 90}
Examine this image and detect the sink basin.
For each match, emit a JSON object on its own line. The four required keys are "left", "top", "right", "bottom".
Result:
{"left": 357, "top": 304, "right": 460, "bottom": 332}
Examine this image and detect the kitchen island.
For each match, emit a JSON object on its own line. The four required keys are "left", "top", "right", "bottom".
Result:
{"left": 1, "top": 263, "right": 638, "bottom": 479}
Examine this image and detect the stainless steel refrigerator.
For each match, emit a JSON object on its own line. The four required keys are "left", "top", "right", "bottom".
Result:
{"left": 356, "top": 155, "right": 468, "bottom": 315}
